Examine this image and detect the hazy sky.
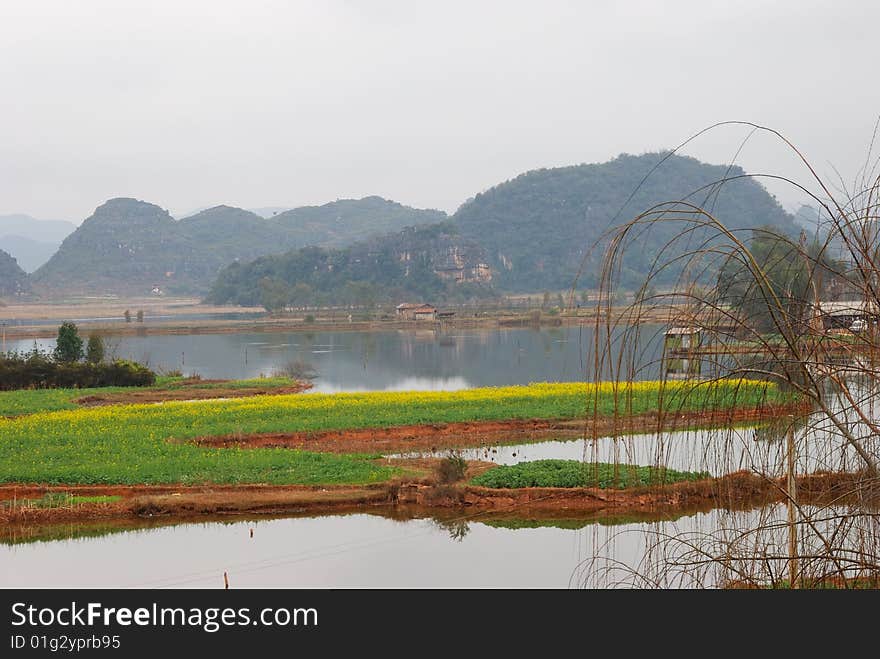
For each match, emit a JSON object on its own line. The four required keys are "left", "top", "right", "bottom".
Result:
{"left": 2, "top": 0, "right": 877, "bottom": 222}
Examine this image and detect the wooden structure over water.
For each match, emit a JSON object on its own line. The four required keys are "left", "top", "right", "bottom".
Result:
{"left": 663, "top": 327, "right": 702, "bottom": 378}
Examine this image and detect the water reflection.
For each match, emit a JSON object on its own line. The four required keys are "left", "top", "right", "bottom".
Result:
{"left": 391, "top": 413, "right": 879, "bottom": 478}
{"left": 0, "top": 507, "right": 703, "bottom": 588}
{"left": 4, "top": 502, "right": 872, "bottom": 588}
{"left": 7, "top": 325, "right": 665, "bottom": 391}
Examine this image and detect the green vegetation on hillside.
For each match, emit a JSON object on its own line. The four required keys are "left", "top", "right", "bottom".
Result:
{"left": 452, "top": 152, "right": 800, "bottom": 292}
{"left": 24, "top": 153, "right": 802, "bottom": 298}
{"left": 0, "top": 248, "right": 29, "bottom": 297}
{"left": 206, "top": 222, "right": 494, "bottom": 309}
{"left": 271, "top": 196, "right": 447, "bottom": 248}
{"left": 32, "top": 197, "right": 446, "bottom": 296}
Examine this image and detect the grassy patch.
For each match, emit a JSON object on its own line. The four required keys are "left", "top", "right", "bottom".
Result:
{"left": 470, "top": 459, "right": 710, "bottom": 489}
{"left": 0, "top": 376, "right": 297, "bottom": 416}
{"left": 1, "top": 492, "right": 123, "bottom": 509}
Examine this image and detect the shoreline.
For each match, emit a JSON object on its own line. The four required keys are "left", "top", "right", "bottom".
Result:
{"left": 1, "top": 468, "right": 873, "bottom": 530}
{"left": 0, "top": 298, "right": 673, "bottom": 340}
{"left": 0, "top": 314, "right": 597, "bottom": 340}
{"left": 189, "top": 401, "right": 811, "bottom": 454}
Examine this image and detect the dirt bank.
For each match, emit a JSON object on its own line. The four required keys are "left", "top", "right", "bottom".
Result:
{"left": 72, "top": 380, "right": 312, "bottom": 406}
{"left": 0, "top": 299, "right": 262, "bottom": 321}
{"left": 0, "top": 300, "right": 673, "bottom": 340}
{"left": 1, "top": 463, "right": 872, "bottom": 527}
{"left": 190, "top": 401, "right": 812, "bottom": 454}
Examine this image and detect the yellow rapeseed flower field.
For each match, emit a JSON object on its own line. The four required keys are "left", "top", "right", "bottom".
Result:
{"left": 0, "top": 379, "right": 789, "bottom": 486}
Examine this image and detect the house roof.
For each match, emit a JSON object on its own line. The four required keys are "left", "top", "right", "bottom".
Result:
{"left": 396, "top": 303, "right": 435, "bottom": 310}
{"left": 665, "top": 327, "right": 701, "bottom": 335}
{"left": 816, "top": 300, "right": 878, "bottom": 316}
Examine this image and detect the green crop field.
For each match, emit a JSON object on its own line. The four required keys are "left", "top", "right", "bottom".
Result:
{"left": 0, "top": 380, "right": 790, "bottom": 486}
{"left": 471, "top": 459, "right": 710, "bottom": 489}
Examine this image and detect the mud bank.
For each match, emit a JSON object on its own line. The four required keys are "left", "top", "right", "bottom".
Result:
{"left": 73, "top": 380, "right": 312, "bottom": 406}
{"left": 190, "top": 401, "right": 812, "bottom": 454}
{"left": 1, "top": 467, "right": 872, "bottom": 528}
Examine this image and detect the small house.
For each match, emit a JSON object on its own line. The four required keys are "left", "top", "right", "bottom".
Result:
{"left": 813, "top": 300, "right": 878, "bottom": 331}
{"left": 663, "top": 327, "right": 702, "bottom": 378}
{"left": 396, "top": 303, "right": 437, "bottom": 321}
{"left": 664, "top": 327, "right": 701, "bottom": 350}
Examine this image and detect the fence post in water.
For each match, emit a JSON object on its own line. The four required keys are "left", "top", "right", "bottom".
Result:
{"left": 786, "top": 423, "right": 798, "bottom": 589}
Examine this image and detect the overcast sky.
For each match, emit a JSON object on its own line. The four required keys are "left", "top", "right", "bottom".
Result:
{"left": 1, "top": 0, "right": 877, "bottom": 222}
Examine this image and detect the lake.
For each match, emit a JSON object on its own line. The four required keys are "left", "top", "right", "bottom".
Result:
{"left": 9, "top": 325, "right": 667, "bottom": 391}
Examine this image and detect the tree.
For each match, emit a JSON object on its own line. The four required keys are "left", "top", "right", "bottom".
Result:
{"left": 718, "top": 228, "right": 841, "bottom": 333}
{"left": 124, "top": 309, "right": 132, "bottom": 323}
{"left": 53, "top": 322, "right": 84, "bottom": 363}
{"left": 85, "top": 335, "right": 105, "bottom": 364}
{"left": 136, "top": 310, "right": 144, "bottom": 322}
{"left": 259, "top": 277, "right": 290, "bottom": 312}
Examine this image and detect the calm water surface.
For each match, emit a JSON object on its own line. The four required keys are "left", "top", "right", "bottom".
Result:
{"left": 2, "top": 504, "right": 867, "bottom": 588}
{"left": 0, "top": 509, "right": 744, "bottom": 588}
{"left": 9, "top": 325, "right": 665, "bottom": 391}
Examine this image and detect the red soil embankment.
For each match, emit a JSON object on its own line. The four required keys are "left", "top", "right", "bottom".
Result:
{"left": 72, "top": 380, "right": 312, "bottom": 406}
{"left": 1, "top": 465, "right": 873, "bottom": 526}
{"left": 189, "top": 401, "right": 812, "bottom": 454}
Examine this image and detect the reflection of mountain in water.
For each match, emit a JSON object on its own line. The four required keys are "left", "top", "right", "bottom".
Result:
{"left": 7, "top": 325, "right": 666, "bottom": 391}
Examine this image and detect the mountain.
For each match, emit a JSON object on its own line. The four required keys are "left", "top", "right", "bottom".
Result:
{"left": 32, "top": 197, "right": 447, "bottom": 295}
{"left": 0, "top": 214, "right": 77, "bottom": 273}
{"left": 248, "top": 206, "right": 292, "bottom": 218}
{"left": 205, "top": 222, "right": 494, "bottom": 309}
{"left": 0, "top": 214, "right": 76, "bottom": 243}
{"left": 31, "top": 199, "right": 182, "bottom": 294}
{"left": 0, "top": 249, "right": 29, "bottom": 297}
{"left": 451, "top": 152, "right": 801, "bottom": 291}
{"left": 0, "top": 235, "right": 60, "bottom": 272}
{"left": 272, "top": 196, "right": 447, "bottom": 248}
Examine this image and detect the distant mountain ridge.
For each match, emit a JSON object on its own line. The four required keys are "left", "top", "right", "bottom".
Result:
{"left": 451, "top": 152, "right": 801, "bottom": 291}
{"left": 12, "top": 152, "right": 802, "bottom": 300}
{"left": 0, "top": 235, "right": 60, "bottom": 273}
{"left": 0, "top": 214, "right": 76, "bottom": 243}
{"left": 31, "top": 197, "right": 447, "bottom": 295}
{"left": 0, "top": 214, "right": 77, "bottom": 272}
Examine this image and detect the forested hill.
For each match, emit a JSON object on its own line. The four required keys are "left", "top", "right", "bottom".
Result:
{"left": 32, "top": 197, "right": 446, "bottom": 295}
{"left": 271, "top": 196, "right": 448, "bottom": 248}
{"left": 0, "top": 249, "right": 29, "bottom": 298}
{"left": 451, "top": 152, "right": 800, "bottom": 291}
{"left": 205, "top": 222, "right": 494, "bottom": 309}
